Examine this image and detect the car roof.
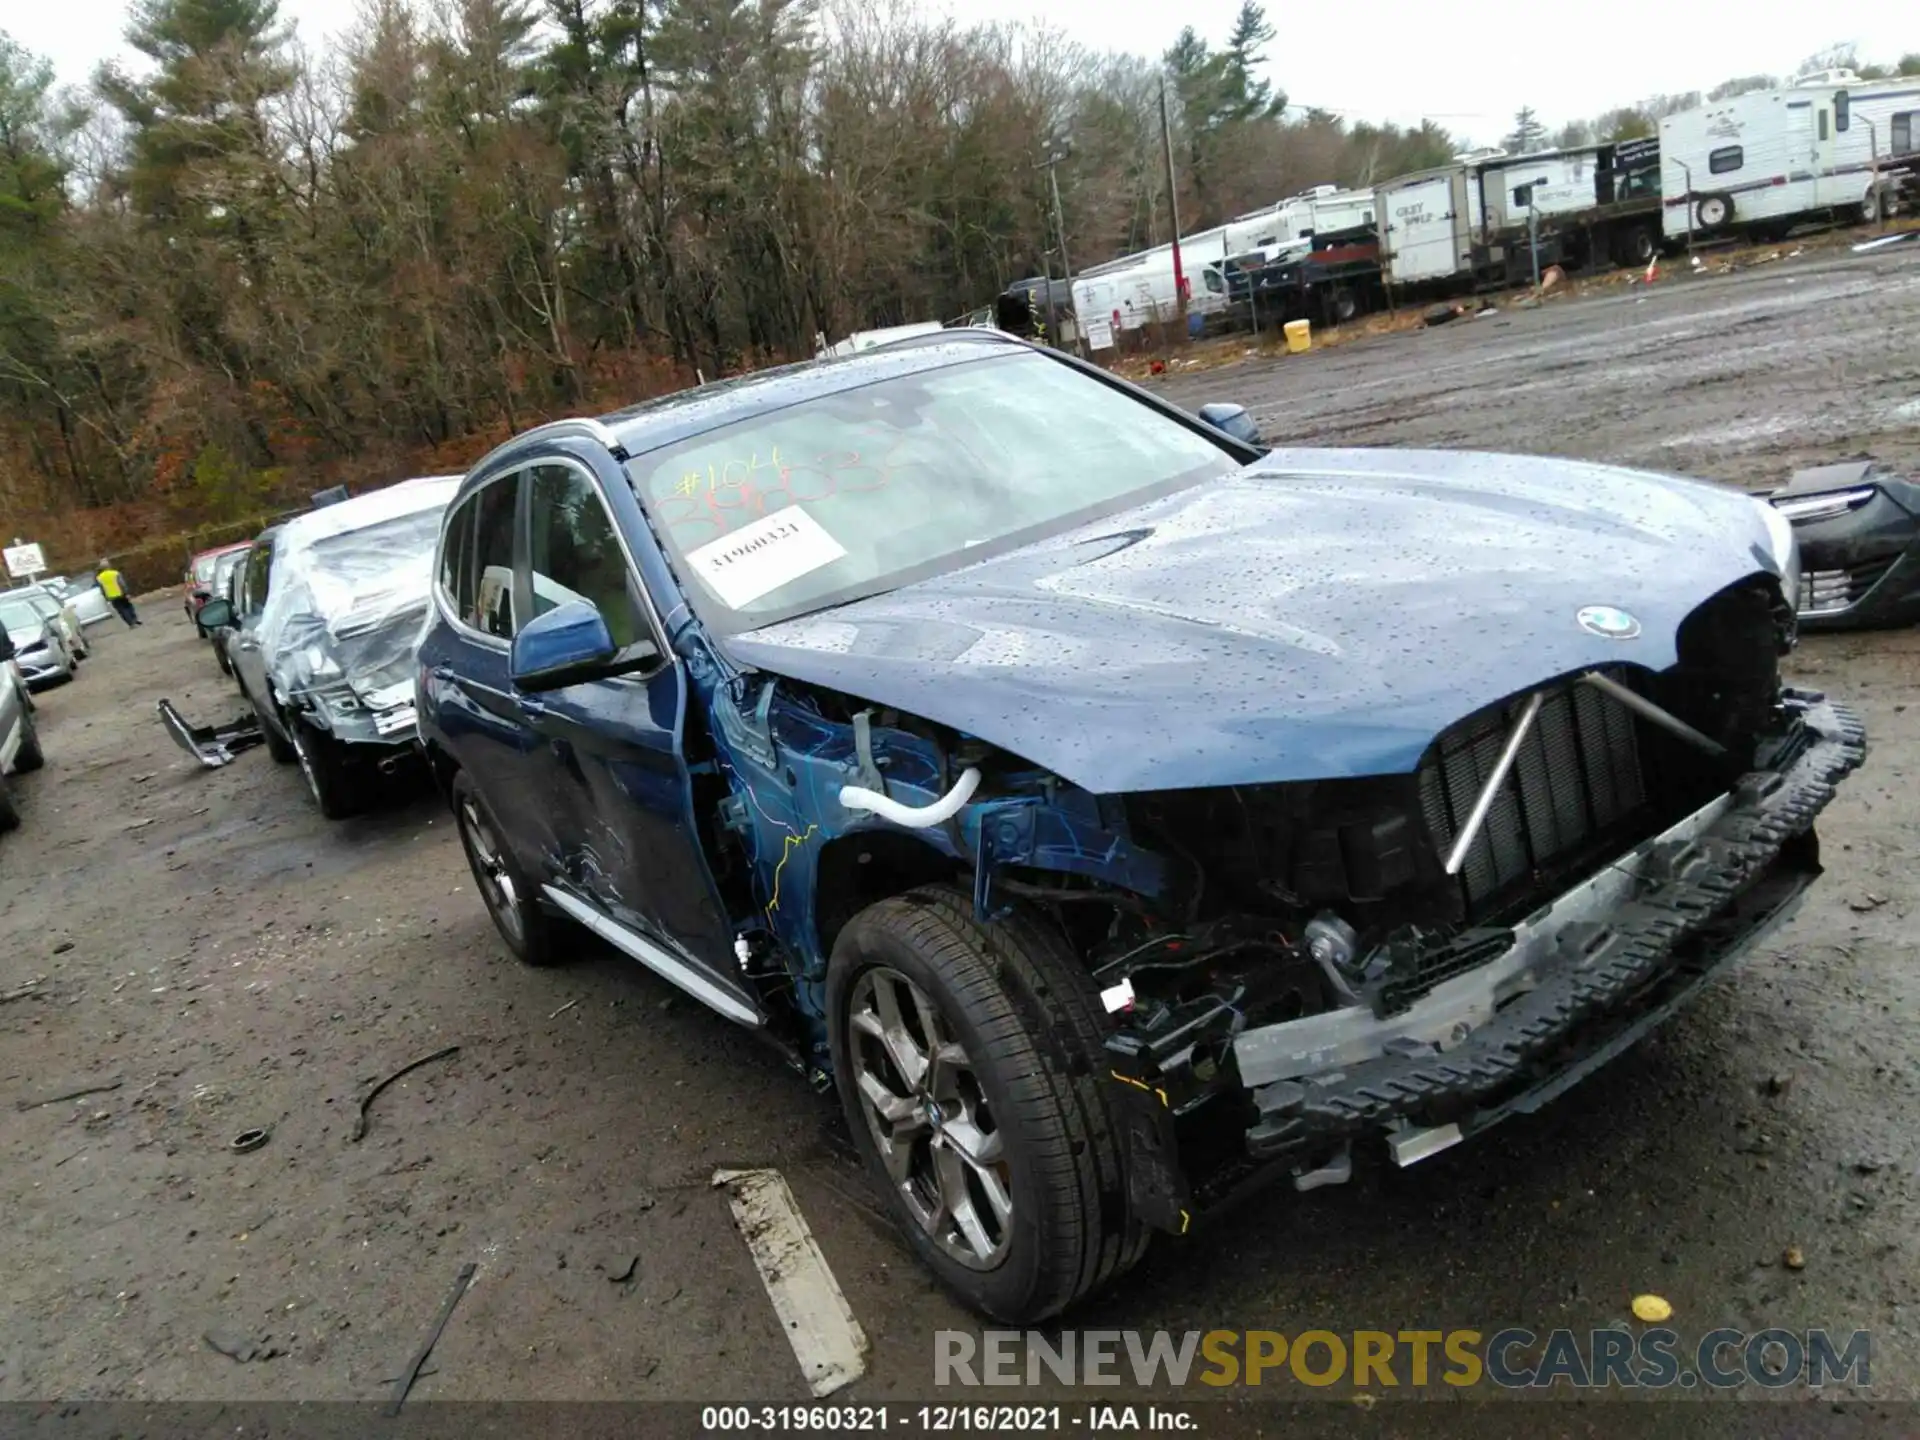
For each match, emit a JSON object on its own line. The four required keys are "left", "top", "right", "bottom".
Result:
{"left": 276, "top": 475, "right": 461, "bottom": 550}
{"left": 600, "top": 330, "right": 1022, "bottom": 457}
{"left": 193, "top": 540, "right": 254, "bottom": 562}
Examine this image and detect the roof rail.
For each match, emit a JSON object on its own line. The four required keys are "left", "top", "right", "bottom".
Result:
{"left": 508, "top": 416, "right": 626, "bottom": 452}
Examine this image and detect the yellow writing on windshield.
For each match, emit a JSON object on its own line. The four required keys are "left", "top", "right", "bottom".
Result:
{"left": 670, "top": 447, "right": 783, "bottom": 498}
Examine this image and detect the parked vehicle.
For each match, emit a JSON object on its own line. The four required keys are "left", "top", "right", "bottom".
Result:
{"left": 200, "top": 477, "right": 460, "bottom": 817}
{"left": 417, "top": 330, "right": 1862, "bottom": 1322}
{"left": 0, "top": 633, "right": 46, "bottom": 832}
{"left": 1661, "top": 70, "right": 1918, "bottom": 243}
{"left": 1769, "top": 459, "right": 1920, "bottom": 629}
{"left": 40, "top": 576, "right": 114, "bottom": 628}
{"left": 0, "top": 593, "right": 75, "bottom": 690}
{"left": 184, "top": 541, "right": 252, "bottom": 635}
{"left": 204, "top": 542, "right": 263, "bottom": 680}
{"left": 13, "top": 585, "right": 88, "bottom": 663}
{"left": 1381, "top": 141, "right": 1663, "bottom": 291}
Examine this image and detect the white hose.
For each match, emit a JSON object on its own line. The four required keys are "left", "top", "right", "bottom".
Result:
{"left": 838, "top": 766, "right": 981, "bottom": 828}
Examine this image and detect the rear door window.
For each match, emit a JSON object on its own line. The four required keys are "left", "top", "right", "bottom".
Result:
{"left": 468, "top": 475, "right": 520, "bottom": 639}
{"left": 439, "top": 494, "right": 478, "bottom": 620}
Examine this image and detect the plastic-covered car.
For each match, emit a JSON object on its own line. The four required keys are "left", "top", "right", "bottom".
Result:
{"left": 42, "top": 576, "right": 115, "bottom": 628}
{"left": 1769, "top": 459, "right": 1920, "bottom": 630}
{"left": 416, "top": 330, "right": 1865, "bottom": 1322}
{"left": 14, "top": 585, "right": 88, "bottom": 665}
{"left": 201, "top": 477, "right": 460, "bottom": 817}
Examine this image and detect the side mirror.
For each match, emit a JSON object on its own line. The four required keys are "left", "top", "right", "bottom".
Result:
{"left": 511, "top": 600, "right": 620, "bottom": 692}
{"left": 1197, "top": 402, "right": 1265, "bottom": 449}
{"left": 198, "top": 598, "right": 235, "bottom": 630}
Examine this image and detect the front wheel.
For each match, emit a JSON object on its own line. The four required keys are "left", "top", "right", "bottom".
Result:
{"left": 0, "top": 771, "right": 17, "bottom": 833}
{"left": 826, "top": 885, "right": 1146, "bottom": 1323}
{"left": 214, "top": 641, "right": 233, "bottom": 678}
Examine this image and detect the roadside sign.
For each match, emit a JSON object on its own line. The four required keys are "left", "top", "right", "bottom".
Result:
{"left": 1083, "top": 315, "right": 1115, "bottom": 352}
{"left": 3, "top": 542, "right": 46, "bottom": 579}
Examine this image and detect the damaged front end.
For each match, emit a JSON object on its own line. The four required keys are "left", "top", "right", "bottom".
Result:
{"left": 712, "top": 575, "right": 1863, "bottom": 1237}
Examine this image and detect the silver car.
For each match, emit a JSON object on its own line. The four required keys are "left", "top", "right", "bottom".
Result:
{"left": 0, "top": 648, "right": 46, "bottom": 832}
{"left": 0, "top": 593, "right": 75, "bottom": 690}
{"left": 15, "top": 585, "right": 89, "bottom": 663}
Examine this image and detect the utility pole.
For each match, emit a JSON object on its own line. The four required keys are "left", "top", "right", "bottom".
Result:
{"left": 1035, "top": 151, "right": 1083, "bottom": 355}
{"left": 1160, "top": 75, "right": 1186, "bottom": 318}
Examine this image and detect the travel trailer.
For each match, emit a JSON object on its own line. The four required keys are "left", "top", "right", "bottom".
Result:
{"left": 1380, "top": 141, "right": 1664, "bottom": 289}
{"left": 1660, "top": 71, "right": 1918, "bottom": 242}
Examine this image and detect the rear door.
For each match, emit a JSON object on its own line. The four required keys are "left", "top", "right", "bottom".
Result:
{"left": 421, "top": 470, "right": 555, "bottom": 875}
{"left": 1381, "top": 175, "right": 1461, "bottom": 283}
{"left": 515, "top": 454, "right": 751, "bottom": 1013}
{"left": 229, "top": 535, "right": 279, "bottom": 715}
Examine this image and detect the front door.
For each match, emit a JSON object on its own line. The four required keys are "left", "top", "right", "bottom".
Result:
{"left": 515, "top": 459, "right": 751, "bottom": 1013}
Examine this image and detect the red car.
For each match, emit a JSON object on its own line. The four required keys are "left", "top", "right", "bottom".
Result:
{"left": 183, "top": 541, "right": 252, "bottom": 636}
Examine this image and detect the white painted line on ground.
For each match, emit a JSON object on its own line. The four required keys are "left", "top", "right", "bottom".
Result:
{"left": 713, "top": 1167, "right": 869, "bottom": 1397}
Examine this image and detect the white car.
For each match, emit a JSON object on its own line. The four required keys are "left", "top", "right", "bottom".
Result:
{"left": 15, "top": 585, "right": 88, "bottom": 663}
{"left": 0, "top": 652, "right": 43, "bottom": 832}
{"left": 0, "top": 593, "right": 75, "bottom": 690}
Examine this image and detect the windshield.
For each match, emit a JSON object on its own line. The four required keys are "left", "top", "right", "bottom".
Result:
{"left": 0, "top": 597, "right": 41, "bottom": 633}
{"left": 624, "top": 351, "right": 1241, "bottom": 631}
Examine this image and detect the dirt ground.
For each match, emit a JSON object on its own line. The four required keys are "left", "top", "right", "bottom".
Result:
{"left": 5, "top": 246, "right": 1920, "bottom": 1429}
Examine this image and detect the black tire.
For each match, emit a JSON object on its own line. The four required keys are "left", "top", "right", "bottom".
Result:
{"left": 1857, "top": 187, "right": 1884, "bottom": 226}
{"left": 214, "top": 641, "right": 233, "bottom": 678}
{"left": 1328, "top": 287, "right": 1359, "bottom": 325}
{"left": 451, "top": 770, "right": 561, "bottom": 966}
{"left": 0, "top": 771, "right": 17, "bottom": 833}
{"left": 252, "top": 692, "right": 296, "bottom": 764}
{"left": 1614, "top": 223, "right": 1655, "bottom": 268}
{"left": 13, "top": 705, "right": 44, "bottom": 773}
{"left": 826, "top": 884, "right": 1147, "bottom": 1323}
{"left": 1696, "top": 193, "right": 1734, "bottom": 231}
{"left": 290, "top": 720, "right": 368, "bottom": 820}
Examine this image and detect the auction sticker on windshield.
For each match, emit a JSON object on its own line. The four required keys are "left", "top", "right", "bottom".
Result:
{"left": 685, "top": 505, "right": 848, "bottom": 609}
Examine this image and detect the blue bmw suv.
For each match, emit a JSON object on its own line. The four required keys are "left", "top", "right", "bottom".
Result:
{"left": 418, "top": 329, "right": 1860, "bottom": 1321}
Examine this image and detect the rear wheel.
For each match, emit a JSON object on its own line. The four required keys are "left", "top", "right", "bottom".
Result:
{"left": 826, "top": 885, "right": 1147, "bottom": 1323}
{"left": 451, "top": 770, "right": 560, "bottom": 966}
{"left": 1614, "top": 223, "right": 1655, "bottom": 267}
{"left": 290, "top": 720, "right": 369, "bottom": 820}
{"left": 0, "top": 771, "right": 17, "bottom": 833}
{"left": 214, "top": 640, "right": 233, "bottom": 677}
{"left": 252, "top": 693, "right": 296, "bottom": 763}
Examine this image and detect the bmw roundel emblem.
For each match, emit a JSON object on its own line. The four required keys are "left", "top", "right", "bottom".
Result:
{"left": 1577, "top": 605, "right": 1641, "bottom": 640}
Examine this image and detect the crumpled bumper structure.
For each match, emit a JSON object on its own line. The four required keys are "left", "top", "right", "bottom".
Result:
{"left": 1230, "top": 689, "right": 1865, "bottom": 1169}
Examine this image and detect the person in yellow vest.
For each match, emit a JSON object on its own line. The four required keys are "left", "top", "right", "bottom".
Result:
{"left": 97, "top": 559, "right": 142, "bottom": 627}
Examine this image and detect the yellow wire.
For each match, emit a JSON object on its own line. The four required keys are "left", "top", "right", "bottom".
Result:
{"left": 767, "top": 824, "right": 818, "bottom": 913}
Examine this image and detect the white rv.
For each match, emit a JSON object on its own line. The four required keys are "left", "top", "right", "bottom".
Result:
{"left": 1660, "top": 70, "right": 1919, "bottom": 241}
{"left": 1377, "top": 162, "right": 1491, "bottom": 286}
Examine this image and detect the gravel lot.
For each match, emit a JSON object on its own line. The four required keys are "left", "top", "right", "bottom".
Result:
{"left": 4, "top": 248, "right": 1920, "bottom": 1430}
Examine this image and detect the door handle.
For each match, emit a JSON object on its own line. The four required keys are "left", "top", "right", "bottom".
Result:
{"left": 519, "top": 697, "right": 551, "bottom": 720}
{"left": 431, "top": 664, "right": 456, "bottom": 682}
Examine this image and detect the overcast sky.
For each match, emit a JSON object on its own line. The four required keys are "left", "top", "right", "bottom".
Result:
{"left": 9, "top": 0, "right": 1915, "bottom": 141}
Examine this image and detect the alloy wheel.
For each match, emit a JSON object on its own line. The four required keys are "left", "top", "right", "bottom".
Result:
{"left": 847, "top": 966, "right": 1012, "bottom": 1271}
{"left": 458, "top": 796, "right": 524, "bottom": 947}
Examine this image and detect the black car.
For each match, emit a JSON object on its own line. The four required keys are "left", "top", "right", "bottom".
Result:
{"left": 1769, "top": 460, "right": 1920, "bottom": 630}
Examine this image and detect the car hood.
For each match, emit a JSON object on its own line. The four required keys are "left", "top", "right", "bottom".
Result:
{"left": 720, "top": 448, "right": 1786, "bottom": 794}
